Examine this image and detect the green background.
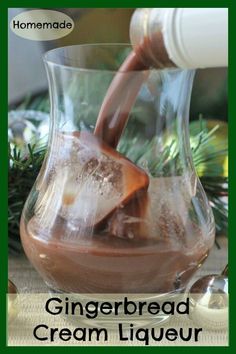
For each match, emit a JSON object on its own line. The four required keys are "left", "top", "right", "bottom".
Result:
{"left": 0, "top": 0, "right": 234, "bottom": 352}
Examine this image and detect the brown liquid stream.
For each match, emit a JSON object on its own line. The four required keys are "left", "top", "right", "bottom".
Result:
{"left": 94, "top": 50, "right": 148, "bottom": 148}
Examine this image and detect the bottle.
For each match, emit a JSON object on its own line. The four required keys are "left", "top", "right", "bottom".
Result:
{"left": 130, "top": 8, "right": 228, "bottom": 69}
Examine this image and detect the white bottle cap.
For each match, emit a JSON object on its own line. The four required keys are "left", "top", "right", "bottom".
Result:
{"left": 163, "top": 8, "right": 228, "bottom": 68}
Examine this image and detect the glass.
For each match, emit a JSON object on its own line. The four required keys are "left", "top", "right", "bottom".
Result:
{"left": 20, "top": 44, "right": 215, "bottom": 296}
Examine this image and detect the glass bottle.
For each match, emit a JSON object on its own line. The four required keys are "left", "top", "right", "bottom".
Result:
{"left": 20, "top": 44, "right": 215, "bottom": 297}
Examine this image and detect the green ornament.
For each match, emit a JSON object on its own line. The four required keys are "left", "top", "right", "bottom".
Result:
{"left": 189, "top": 119, "right": 228, "bottom": 178}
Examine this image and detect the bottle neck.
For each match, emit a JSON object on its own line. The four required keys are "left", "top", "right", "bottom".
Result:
{"left": 130, "top": 8, "right": 175, "bottom": 69}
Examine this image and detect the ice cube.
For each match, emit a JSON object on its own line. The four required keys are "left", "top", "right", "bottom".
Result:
{"left": 108, "top": 177, "right": 193, "bottom": 241}
{"left": 34, "top": 131, "right": 149, "bottom": 230}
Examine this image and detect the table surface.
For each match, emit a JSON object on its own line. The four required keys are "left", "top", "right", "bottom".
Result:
{"left": 8, "top": 236, "right": 228, "bottom": 346}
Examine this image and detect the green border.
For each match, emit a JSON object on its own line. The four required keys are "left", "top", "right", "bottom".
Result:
{"left": 1, "top": 0, "right": 234, "bottom": 352}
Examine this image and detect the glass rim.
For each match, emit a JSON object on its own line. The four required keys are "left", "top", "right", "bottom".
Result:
{"left": 43, "top": 43, "right": 185, "bottom": 74}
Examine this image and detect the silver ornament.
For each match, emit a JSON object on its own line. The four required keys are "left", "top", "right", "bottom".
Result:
{"left": 188, "top": 265, "right": 228, "bottom": 330}
{"left": 8, "top": 110, "right": 49, "bottom": 150}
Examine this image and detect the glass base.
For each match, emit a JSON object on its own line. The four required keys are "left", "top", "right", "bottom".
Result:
{"left": 48, "top": 287, "right": 185, "bottom": 329}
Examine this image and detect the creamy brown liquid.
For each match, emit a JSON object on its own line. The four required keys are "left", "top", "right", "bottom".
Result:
{"left": 20, "top": 184, "right": 210, "bottom": 293}
{"left": 20, "top": 50, "right": 214, "bottom": 293}
{"left": 20, "top": 172, "right": 213, "bottom": 293}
